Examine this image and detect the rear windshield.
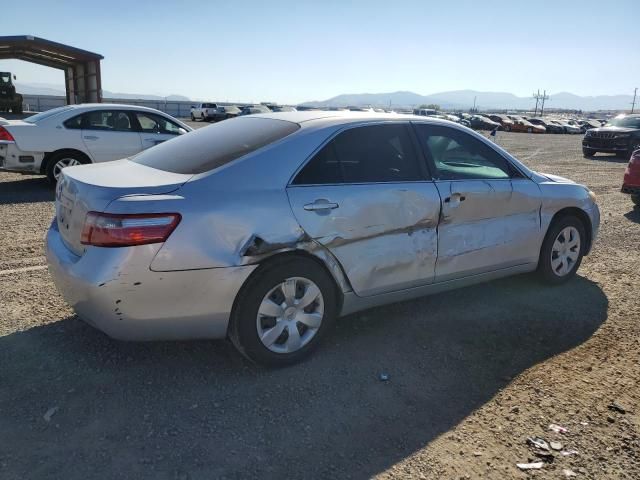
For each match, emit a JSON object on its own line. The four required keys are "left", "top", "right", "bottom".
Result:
{"left": 131, "top": 117, "right": 300, "bottom": 174}
{"left": 24, "top": 106, "right": 75, "bottom": 124}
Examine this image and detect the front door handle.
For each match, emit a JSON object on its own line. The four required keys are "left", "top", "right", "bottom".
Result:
{"left": 303, "top": 199, "right": 339, "bottom": 211}
{"left": 83, "top": 135, "right": 99, "bottom": 140}
{"left": 444, "top": 193, "right": 466, "bottom": 204}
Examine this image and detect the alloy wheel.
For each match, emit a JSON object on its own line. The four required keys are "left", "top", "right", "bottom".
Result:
{"left": 256, "top": 276, "right": 324, "bottom": 354}
{"left": 52, "top": 158, "right": 81, "bottom": 181}
{"left": 550, "top": 226, "right": 581, "bottom": 276}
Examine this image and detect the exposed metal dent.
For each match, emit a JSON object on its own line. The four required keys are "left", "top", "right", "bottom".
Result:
{"left": 240, "top": 232, "right": 312, "bottom": 257}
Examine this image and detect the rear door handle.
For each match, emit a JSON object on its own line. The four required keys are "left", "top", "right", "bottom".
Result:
{"left": 303, "top": 200, "right": 339, "bottom": 211}
{"left": 83, "top": 135, "right": 99, "bottom": 140}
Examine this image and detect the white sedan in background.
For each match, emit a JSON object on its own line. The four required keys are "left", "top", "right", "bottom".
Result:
{"left": 0, "top": 104, "right": 192, "bottom": 183}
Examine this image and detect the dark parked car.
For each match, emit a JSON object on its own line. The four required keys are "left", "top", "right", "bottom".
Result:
{"left": 528, "top": 118, "right": 564, "bottom": 134}
{"left": 582, "top": 114, "right": 640, "bottom": 158}
{"left": 487, "top": 114, "right": 514, "bottom": 131}
{"left": 210, "top": 105, "right": 242, "bottom": 122}
{"left": 468, "top": 115, "right": 501, "bottom": 131}
{"left": 240, "top": 105, "right": 272, "bottom": 115}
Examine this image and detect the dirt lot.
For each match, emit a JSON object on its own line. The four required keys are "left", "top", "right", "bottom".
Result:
{"left": 1, "top": 130, "right": 638, "bottom": 479}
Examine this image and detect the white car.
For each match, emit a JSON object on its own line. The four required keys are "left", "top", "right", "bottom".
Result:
{"left": 190, "top": 103, "right": 218, "bottom": 121}
{"left": 0, "top": 104, "right": 192, "bottom": 183}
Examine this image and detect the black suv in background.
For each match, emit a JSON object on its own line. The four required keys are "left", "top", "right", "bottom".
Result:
{"left": 582, "top": 114, "right": 640, "bottom": 158}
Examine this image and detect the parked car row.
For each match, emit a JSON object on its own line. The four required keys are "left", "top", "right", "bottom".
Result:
{"left": 190, "top": 103, "right": 296, "bottom": 122}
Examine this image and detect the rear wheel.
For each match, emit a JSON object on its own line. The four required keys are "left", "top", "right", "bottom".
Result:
{"left": 538, "top": 215, "right": 585, "bottom": 284}
{"left": 190, "top": 113, "right": 195, "bottom": 121}
{"left": 632, "top": 195, "right": 640, "bottom": 207}
{"left": 11, "top": 103, "right": 23, "bottom": 114}
{"left": 229, "top": 256, "right": 338, "bottom": 366}
{"left": 46, "top": 151, "right": 90, "bottom": 184}
{"left": 583, "top": 148, "right": 596, "bottom": 157}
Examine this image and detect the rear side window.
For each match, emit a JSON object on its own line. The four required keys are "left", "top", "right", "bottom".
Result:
{"left": 135, "top": 112, "right": 183, "bottom": 135}
{"left": 64, "top": 114, "right": 83, "bottom": 129}
{"left": 131, "top": 117, "right": 299, "bottom": 174}
{"left": 293, "top": 123, "right": 422, "bottom": 184}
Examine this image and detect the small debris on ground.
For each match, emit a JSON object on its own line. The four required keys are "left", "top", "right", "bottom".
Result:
{"left": 517, "top": 462, "right": 545, "bottom": 470}
{"left": 563, "top": 468, "right": 578, "bottom": 477}
{"left": 378, "top": 373, "right": 389, "bottom": 381}
{"left": 43, "top": 406, "right": 59, "bottom": 422}
{"left": 549, "top": 423, "right": 569, "bottom": 434}
{"left": 550, "top": 441, "right": 563, "bottom": 451}
{"left": 561, "top": 449, "right": 579, "bottom": 456}
{"left": 527, "top": 437, "right": 550, "bottom": 451}
{"left": 608, "top": 402, "right": 627, "bottom": 414}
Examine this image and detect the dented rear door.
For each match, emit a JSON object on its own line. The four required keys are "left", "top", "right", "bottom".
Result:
{"left": 287, "top": 123, "right": 441, "bottom": 297}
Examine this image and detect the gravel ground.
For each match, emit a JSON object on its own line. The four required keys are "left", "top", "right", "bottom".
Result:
{"left": 0, "top": 130, "right": 638, "bottom": 479}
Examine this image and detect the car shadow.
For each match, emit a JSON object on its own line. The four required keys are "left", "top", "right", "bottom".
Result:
{"left": 0, "top": 176, "right": 53, "bottom": 205}
{"left": 585, "top": 153, "right": 630, "bottom": 163}
{"left": 0, "top": 274, "right": 607, "bottom": 479}
{"left": 624, "top": 206, "right": 640, "bottom": 223}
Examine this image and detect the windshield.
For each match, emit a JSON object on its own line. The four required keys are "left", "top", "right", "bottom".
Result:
{"left": 131, "top": 117, "right": 300, "bottom": 174}
{"left": 607, "top": 117, "right": 640, "bottom": 129}
{"left": 24, "top": 106, "right": 75, "bottom": 124}
{"left": 0, "top": 73, "right": 10, "bottom": 85}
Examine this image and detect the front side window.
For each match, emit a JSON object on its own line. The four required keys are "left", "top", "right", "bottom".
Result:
{"left": 84, "top": 111, "right": 133, "bottom": 132}
{"left": 415, "top": 124, "right": 512, "bottom": 180}
{"left": 135, "top": 112, "right": 182, "bottom": 135}
{"left": 293, "top": 123, "right": 422, "bottom": 185}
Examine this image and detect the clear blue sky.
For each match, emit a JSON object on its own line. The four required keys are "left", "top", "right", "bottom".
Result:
{"left": 1, "top": 0, "right": 638, "bottom": 103}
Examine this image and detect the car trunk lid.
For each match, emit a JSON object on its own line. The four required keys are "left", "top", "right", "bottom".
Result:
{"left": 55, "top": 159, "right": 193, "bottom": 256}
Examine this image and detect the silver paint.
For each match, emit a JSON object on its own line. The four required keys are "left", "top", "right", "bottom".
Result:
{"left": 46, "top": 112, "right": 600, "bottom": 341}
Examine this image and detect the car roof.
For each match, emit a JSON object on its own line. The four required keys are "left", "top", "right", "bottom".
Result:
{"left": 251, "top": 110, "right": 449, "bottom": 128}
{"left": 68, "top": 103, "right": 173, "bottom": 114}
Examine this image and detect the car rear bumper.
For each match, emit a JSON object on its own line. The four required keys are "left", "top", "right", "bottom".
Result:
{"left": 45, "top": 219, "right": 257, "bottom": 341}
{"left": 0, "top": 142, "right": 43, "bottom": 173}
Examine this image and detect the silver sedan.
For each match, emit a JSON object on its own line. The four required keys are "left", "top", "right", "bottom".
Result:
{"left": 46, "top": 112, "right": 600, "bottom": 366}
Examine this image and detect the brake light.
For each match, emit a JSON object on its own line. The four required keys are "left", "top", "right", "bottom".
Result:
{"left": 630, "top": 151, "right": 640, "bottom": 166}
{"left": 81, "top": 212, "right": 181, "bottom": 247}
{"left": 0, "top": 126, "right": 15, "bottom": 142}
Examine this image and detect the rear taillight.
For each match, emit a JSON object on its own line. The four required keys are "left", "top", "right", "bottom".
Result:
{"left": 80, "top": 212, "right": 181, "bottom": 247}
{"left": 630, "top": 151, "right": 640, "bottom": 166}
{"left": 0, "top": 126, "right": 15, "bottom": 142}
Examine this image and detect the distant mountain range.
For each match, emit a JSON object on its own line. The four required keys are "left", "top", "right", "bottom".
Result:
{"left": 15, "top": 82, "right": 635, "bottom": 111}
{"left": 302, "top": 90, "right": 636, "bottom": 111}
{"left": 15, "top": 82, "right": 190, "bottom": 101}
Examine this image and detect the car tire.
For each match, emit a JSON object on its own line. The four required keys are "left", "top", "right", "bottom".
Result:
{"left": 229, "top": 256, "right": 338, "bottom": 367}
{"left": 191, "top": 114, "right": 195, "bottom": 121}
{"left": 538, "top": 215, "right": 586, "bottom": 285}
{"left": 505, "top": 125, "right": 511, "bottom": 132}
{"left": 583, "top": 148, "right": 596, "bottom": 157}
{"left": 632, "top": 195, "right": 640, "bottom": 207}
{"left": 45, "top": 151, "right": 90, "bottom": 185}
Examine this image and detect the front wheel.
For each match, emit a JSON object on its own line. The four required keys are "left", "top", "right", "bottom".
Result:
{"left": 527, "top": 127, "right": 533, "bottom": 133}
{"left": 538, "top": 216, "right": 585, "bottom": 284}
{"left": 190, "top": 113, "right": 195, "bottom": 121}
{"left": 46, "top": 152, "right": 89, "bottom": 184}
{"left": 583, "top": 148, "right": 596, "bottom": 157}
{"left": 229, "top": 257, "right": 338, "bottom": 366}
{"left": 632, "top": 195, "right": 640, "bottom": 207}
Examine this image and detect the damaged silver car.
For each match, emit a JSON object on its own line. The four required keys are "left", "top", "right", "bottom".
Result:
{"left": 46, "top": 112, "right": 600, "bottom": 365}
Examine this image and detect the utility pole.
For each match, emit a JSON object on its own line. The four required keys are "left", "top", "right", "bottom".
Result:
{"left": 533, "top": 89, "right": 541, "bottom": 116}
{"left": 539, "top": 90, "right": 550, "bottom": 117}
{"left": 632, "top": 87, "right": 638, "bottom": 114}
{"left": 472, "top": 95, "right": 477, "bottom": 113}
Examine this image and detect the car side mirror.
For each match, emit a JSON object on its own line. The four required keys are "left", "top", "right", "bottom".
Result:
{"left": 190, "top": 105, "right": 195, "bottom": 109}
{"left": 178, "top": 128, "right": 188, "bottom": 135}
{"left": 13, "top": 75, "right": 17, "bottom": 80}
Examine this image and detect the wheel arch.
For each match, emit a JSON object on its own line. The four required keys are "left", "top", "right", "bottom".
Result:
{"left": 40, "top": 148, "right": 92, "bottom": 174}
{"left": 547, "top": 207, "right": 593, "bottom": 255}
{"left": 230, "top": 249, "right": 348, "bottom": 335}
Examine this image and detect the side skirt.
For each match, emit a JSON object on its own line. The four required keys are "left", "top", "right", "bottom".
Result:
{"left": 340, "top": 263, "right": 538, "bottom": 316}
